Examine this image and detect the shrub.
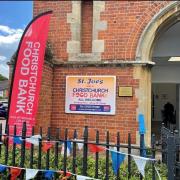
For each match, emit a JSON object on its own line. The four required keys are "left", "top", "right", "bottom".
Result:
{"left": 0, "top": 145, "right": 167, "bottom": 179}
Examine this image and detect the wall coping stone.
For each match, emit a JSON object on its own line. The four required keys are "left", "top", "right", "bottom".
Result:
{"left": 7, "top": 59, "right": 54, "bottom": 68}
{"left": 7, "top": 59, "right": 155, "bottom": 68}
{"left": 53, "top": 59, "right": 155, "bottom": 68}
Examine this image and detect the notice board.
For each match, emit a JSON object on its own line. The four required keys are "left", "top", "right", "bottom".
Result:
{"left": 65, "top": 76, "right": 116, "bottom": 115}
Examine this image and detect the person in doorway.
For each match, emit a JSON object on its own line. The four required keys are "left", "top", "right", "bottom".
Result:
{"left": 162, "top": 102, "right": 176, "bottom": 131}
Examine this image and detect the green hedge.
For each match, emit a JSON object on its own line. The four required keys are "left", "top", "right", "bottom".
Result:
{"left": 0, "top": 146, "right": 167, "bottom": 179}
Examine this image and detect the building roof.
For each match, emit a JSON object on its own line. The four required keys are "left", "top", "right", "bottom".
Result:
{"left": 0, "top": 80, "right": 9, "bottom": 91}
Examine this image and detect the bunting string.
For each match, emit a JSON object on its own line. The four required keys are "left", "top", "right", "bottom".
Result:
{"left": 0, "top": 134, "right": 162, "bottom": 178}
{"left": 0, "top": 163, "right": 99, "bottom": 180}
{"left": 0, "top": 134, "right": 156, "bottom": 162}
{"left": 1, "top": 134, "right": 85, "bottom": 144}
{"left": 0, "top": 162, "right": 162, "bottom": 180}
{"left": 106, "top": 148, "right": 155, "bottom": 162}
{"left": 0, "top": 142, "right": 162, "bottom": 179}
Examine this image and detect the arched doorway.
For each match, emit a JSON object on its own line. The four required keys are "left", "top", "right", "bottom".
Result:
{"left": 152, "top": 22, "right": 180, "bottom": 138}
{"left": 136, "top": 2, "right": 180, "bottom": 141}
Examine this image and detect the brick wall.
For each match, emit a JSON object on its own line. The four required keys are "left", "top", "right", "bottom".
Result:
{"left": 33, "top": 1, "right": 172, "bottom": 142}
{"left": 81, "top": 1, "right": 93, "bottom": 53}
{"left": 51, "top": 66, "right": 139, "bottom": 143}
{"left": 33, "top": 1, "right": 170, "bottom": 61}
{"left": 35, "top": 63, "right": 53, "bottom": 134}
{"left": 99, "top": 1, "right": 169, "bottom": 60}
{"left": 33, "top": 1, "right": 72, "bottom": 61}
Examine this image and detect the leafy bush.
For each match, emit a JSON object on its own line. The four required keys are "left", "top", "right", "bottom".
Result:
{"left": 0, "top": 145, "right": 167, "bottom": 179}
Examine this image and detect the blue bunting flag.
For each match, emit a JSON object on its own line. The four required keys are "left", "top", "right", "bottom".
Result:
{"left": 111, "top": 151, "right": 126, "bottom": 175}
{"left": 0, "top": 164, "right": 6, "bottom": 172}
{"left": 44, "top": 170, "right": 55, "bottom": 180}
{"left": 13, "top": 137, "right": 22, "bottom": 144}
{"left": 67, "top": 140, "right": 72, "bottom": 152}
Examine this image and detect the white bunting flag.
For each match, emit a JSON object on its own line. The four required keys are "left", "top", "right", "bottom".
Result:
{"left": 26, "top": 135, "right": 41, "bottom": 146}
{"left": 133, "top": 156, "right": 148, "bottom": 177}
{"left": 61, "top": 143, "right": 71, "bottom": 157}
{"left": 74, "top": 139, "right": 83, "bottom": 150}
{"left": 67, "top": 145, "right": 71, "bottom": 157}
{"left": 31, "top": 135, "right": 42, "bottom": 139}
{"left": 77, "top": 143, "right": 83, "bottom": 150}
{"left": 61, "top": 144, "right": 64, "bottom": 155}
{"left": 76, "top": 175, "right": 94, "bottom": 180}
{"left": 26, "top": 169, "right": 39, "bottom": 180}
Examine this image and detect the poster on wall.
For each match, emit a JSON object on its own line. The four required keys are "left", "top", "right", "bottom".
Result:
{"left": 65, "top": 76, "right": 116, "bottom": 115}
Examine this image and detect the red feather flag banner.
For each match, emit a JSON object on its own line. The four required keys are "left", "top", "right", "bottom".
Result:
{"left": 88, "top": 144, "right": 105, "bottom": 153}
{"left": 8, "top": 11, "right": 52, "bottom": 136}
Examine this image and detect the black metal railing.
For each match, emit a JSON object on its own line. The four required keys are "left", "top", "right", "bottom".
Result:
{"left": 161, "top": 124, "right": 180, "bottom": 180}
{"left": 161, "top": 125, "right": 180, "bottom": 180}
{"left": 0, "top": 122, "right": 158, "bottom": 179}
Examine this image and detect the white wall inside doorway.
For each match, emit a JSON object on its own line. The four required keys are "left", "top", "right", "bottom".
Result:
{"left": 152, "top": 65, "right": 180, "bottom": 83}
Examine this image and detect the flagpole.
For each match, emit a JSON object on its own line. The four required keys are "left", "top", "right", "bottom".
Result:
{"left": 6, "top": 10, "right": 53, "bottom": 133}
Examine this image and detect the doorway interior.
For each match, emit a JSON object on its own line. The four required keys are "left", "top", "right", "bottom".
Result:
{"left": 152, "top": 83, "right": 177, "bottom": 139}
{"left": 151, "top": 22, "right": 180, "bottom": 139}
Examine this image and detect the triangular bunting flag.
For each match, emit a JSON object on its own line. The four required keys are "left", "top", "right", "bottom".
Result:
{"left": 42, "top": 142, "right": 54, "bottom": 152}
{"left": 61, "top": 143, "right": 71, "bottom": 157}
{"left": 26, "top": 169, "right": 39, "bottom": 180}
{"left": 88, "top": 144, "right": 105, "bottom": 153}
{"left": 26, "top": 135, "right": 41, "bottom": 146}
{"left": 13, "top": 136, "right": 22, "bottom": 144}
{"left": 76, "top": 175, "right": 94, "bottom": 180}
{"left": 58, "top": 170, "right": 72, "bottom": 178}
{"left": 67, "top": 141, "right": 72, "bottom": 151}
{"left": 31, "top": 135, "right": 42, "bottom": 139}
{"left": 61, "top": 143, "right": 64, "bottom": 155}
{"left": 26, "top": 138, "right": 39, "bottom": 146}
{"left": 74, "top": 139, "right": 84, "bottom": 150}
{"left": 67, "top": 141, "right": 72, "bottom": 156}
{"left": 44, "top": 170, "right": 54, "bottom": 180}
{"left": 0, "top": 164, "right": 6, "bottom": 172}
{"left": 25, "top": 142, "right": 32, "bottom": 149}
{"left": 133, "top": 156, "right": 148, "bottom": 177}
{"left": 10, "top": 167, "right": 22, "bottom": 180}
{"left": 110, "top": 151, "right": 126, "bottom": 175}
{"left": 77, "top": 142, "right": 83, "bottom": 150}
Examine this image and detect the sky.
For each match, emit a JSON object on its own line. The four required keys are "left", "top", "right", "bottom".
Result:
{"left": 0, "top": 1, "right": 33, "bottom": 78}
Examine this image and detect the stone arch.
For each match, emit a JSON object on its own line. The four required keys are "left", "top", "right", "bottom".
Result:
{"left": 136, "top": 1, "right": 180, "bottom": 62}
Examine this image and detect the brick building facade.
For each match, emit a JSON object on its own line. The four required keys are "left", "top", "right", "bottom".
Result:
{"left": 30, "top": 1, "right": 180, "bottom": 145}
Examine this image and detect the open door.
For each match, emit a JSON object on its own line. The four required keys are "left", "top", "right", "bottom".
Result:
{"left": 151, "top": 83, "right": 177, "bottom": 139}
